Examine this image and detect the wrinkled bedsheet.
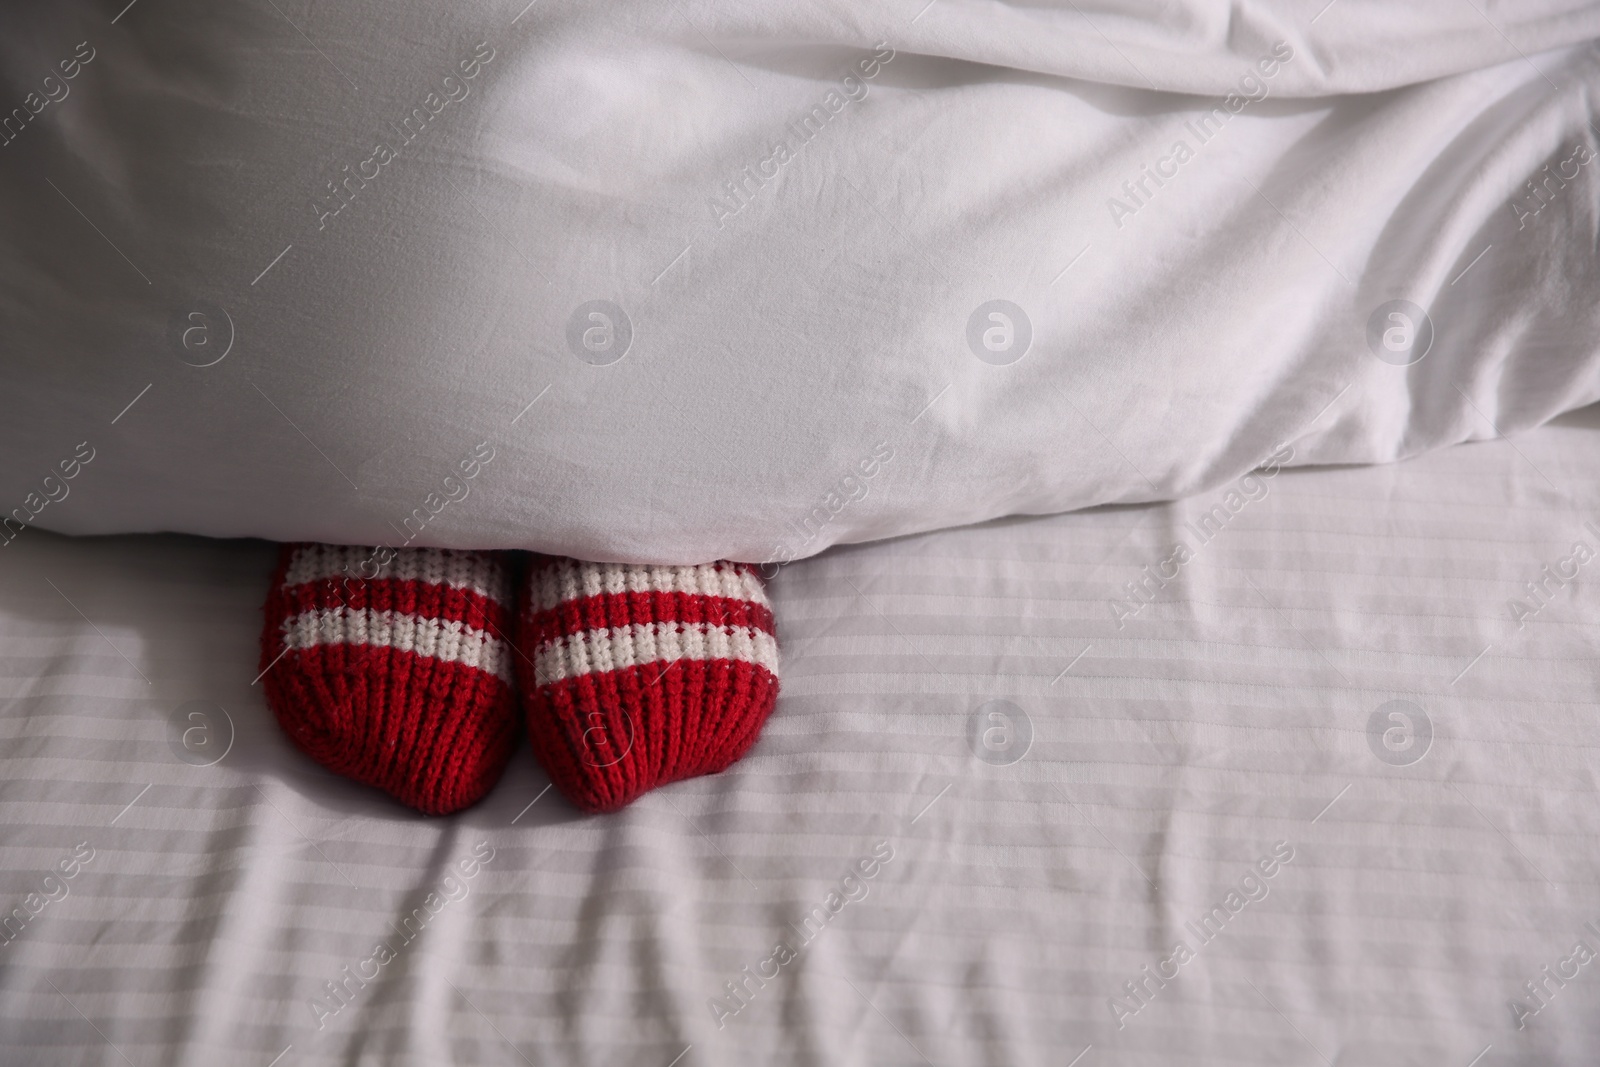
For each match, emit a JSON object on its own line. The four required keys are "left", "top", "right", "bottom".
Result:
{"left": 2, "top": 406, "right": 1599, "bottom": 1065}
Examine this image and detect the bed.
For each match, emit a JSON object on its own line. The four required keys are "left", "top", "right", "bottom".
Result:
{"left": 2, "top": 403, "right": 1597, "bottom": 1066}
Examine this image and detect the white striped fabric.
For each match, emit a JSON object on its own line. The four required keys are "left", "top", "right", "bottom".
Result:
{"left": 280, "top": 607, "right": 511, "bottom": 681}
{"left": 532, "top": 622, "right": 779, "bottom": 686}
{"left": 7, "top": 409, "right": 1600, "bottom": 1066}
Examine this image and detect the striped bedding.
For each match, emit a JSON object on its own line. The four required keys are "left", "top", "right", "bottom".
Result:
{"left": 1, "top": 404, "right": 1598, "bottom": 1065}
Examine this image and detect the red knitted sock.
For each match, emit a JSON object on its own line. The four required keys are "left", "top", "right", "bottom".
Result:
{"left": 514, "top": 557, "right": 780, "bottom": 813}
{"left": 259, "top": 544, "right": 518, "bottom": 815}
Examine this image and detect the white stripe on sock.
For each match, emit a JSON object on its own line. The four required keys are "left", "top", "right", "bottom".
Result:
{"left": 282, "top": 546, "right": 506, "bottom": 603}
{"left": 529, "top": 560, "right": 768, "bottom": 614}
{"left": 280, "top": 607, "right": 511, "bottom": 680}
{"left": 533, "top": 622, "right": 779, "bottom": 687}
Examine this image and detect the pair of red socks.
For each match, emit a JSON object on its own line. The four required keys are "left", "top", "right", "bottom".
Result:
{"left": 258, "top": 546, "right": 780, "bottom": 815}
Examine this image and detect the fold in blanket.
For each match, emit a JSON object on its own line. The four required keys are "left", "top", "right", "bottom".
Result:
{"left": 0, "top": 2, "right": 1596, "bottom": 561}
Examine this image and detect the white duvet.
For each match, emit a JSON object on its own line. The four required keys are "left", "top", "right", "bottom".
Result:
{"left": 1, "top": 0, "right": 1597, "bottom": 563}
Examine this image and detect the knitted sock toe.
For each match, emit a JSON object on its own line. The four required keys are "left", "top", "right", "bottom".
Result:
{"left": 259, "top": 544, "right": 518, "bottom": 815}
{"left": 515, "top": 557, "right": 780, "bottom": 814}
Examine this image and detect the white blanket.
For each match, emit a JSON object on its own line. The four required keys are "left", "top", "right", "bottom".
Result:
{"left": 2, "top": 406, "right": 1599, "bottom": 1064}
{"left": 2, "top": 1, "right": 1598, "bottom": 563}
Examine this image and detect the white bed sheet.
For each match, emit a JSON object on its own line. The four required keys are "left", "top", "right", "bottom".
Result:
{"left": 2, "top": 405, "right": 1599, "bottom": 1066}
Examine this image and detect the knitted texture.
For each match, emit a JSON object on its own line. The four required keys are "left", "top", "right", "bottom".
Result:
{"left": 515, "top": 557, "right": 780, "bottom": 813}
{"left": 259, "top": 544, "right": 518, "bottom": 815}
